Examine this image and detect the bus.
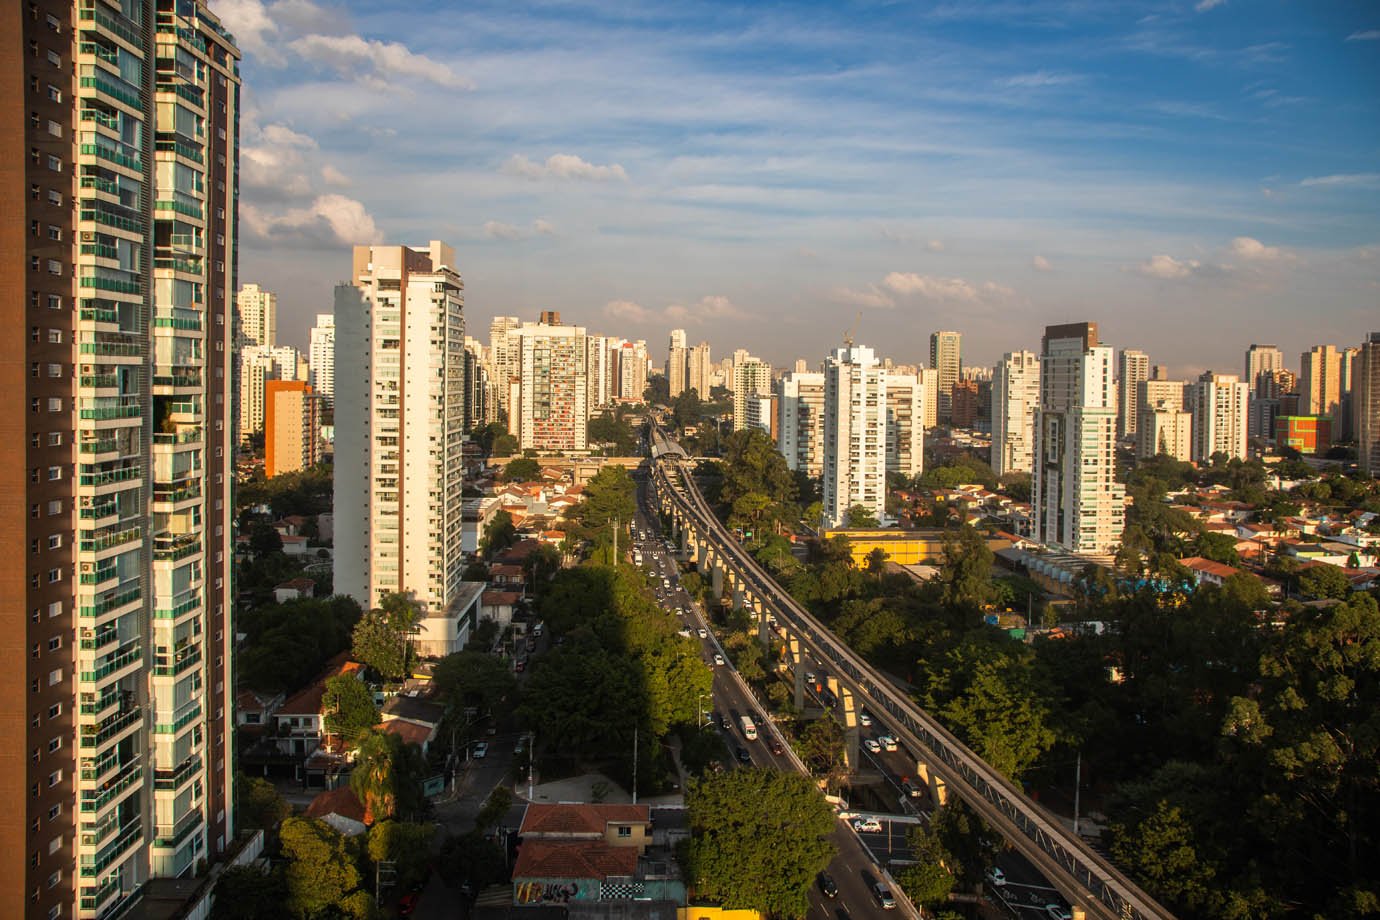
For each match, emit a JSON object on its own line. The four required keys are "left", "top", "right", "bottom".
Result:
{"left": 739, "top": 715, "right": 758, "bottom": 741}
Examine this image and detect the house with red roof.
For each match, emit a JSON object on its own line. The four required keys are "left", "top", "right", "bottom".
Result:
{"left": 304, "top": 786, "right": 368, "bottom": 837}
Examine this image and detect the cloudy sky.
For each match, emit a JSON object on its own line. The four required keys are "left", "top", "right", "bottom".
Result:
{"left": 212, "top": 0, "right": 1378, "bottom": 378}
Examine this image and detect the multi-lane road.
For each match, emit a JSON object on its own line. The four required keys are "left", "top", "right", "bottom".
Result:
{"left": 633, "top": 472, "right": 915, "bottom": 920}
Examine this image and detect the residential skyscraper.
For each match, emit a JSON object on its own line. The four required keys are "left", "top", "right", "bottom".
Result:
{"left": 308, "top": 313, "right": 336, "bottom": 405}
{"left": 462, "top": 337, "right": 491, "bottom": 430}
{"left": 1, "top": 3, "right": 239, "bottom": 914}
{"left": 334, "top": 241, "right": 467, "bottom": 613}
{"left": 1245, "top": 344, "right": 1284, "bottom": 437}
{"left": 1189, "top": 372, "right": 1250, "bottom": 462}
{"left": 883, "top": 372, "right": 926, "bottom": 478}
{"left": 1245, "top": 344, "right": 1284, "bottom": 395}
{"left": 666, "top": 329, "right": 688, "bottom": 397}
{"left": 930, "top": 330, "right": 962, "bottom": 422}
{"left": 687, "top": 342, "right": 713, "bottom": 399}
{"left": 1300, "top": 345, "right": 1345, "bottom": 423}
{"left": 1117, "top": 349, "right": 1150, "bottom": 439}
{"left": 487, "top": 315, "right": 521, "bottom": 426}
{"left": 615, "top": 339, "right": 649, "bottom": 403}
{"left": 992, "top": 350, "right": 1040, "bottom": 476}
{"left": 732, "top": 357, "right": 773, "bottom": 431}
{"left": 237, "top": 282, "right": 277, "bottom": 347}
{"left": 822, "top": 345, "right": 888, "bottom": 528}
{"left": 1355, "top": 333, "right": 1380, "bottom": 477}
{"left": 265, "top": 381, "right": 323, "bottom": 477}
{"left": 585, "top": 334, "right": 613, "bottom": 411}
{"left": 515, "top": 318, "right": 589, "bottom": 451}
{"left": 1136, "top": 379, "right": 1190, "bottom": 459}
{"left": 776, "top": 372, "right": 826, "bottom": 476}
{"left": 1032, "top": 323, "right": 1124, "bottom": 555}
{"left": 919, "top": 367, "right": 939, "bottom": 428}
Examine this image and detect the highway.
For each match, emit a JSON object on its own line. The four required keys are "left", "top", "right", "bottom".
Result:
{"left": 648, "top": 437, "right": 1174, "bottom": 920}
{"left": 633, "top": 472, "right": 914, "bottom": 920}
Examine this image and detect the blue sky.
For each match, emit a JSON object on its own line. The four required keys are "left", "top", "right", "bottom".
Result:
{"left": 212, "top": 0, "right": 1379, "bottom": 377}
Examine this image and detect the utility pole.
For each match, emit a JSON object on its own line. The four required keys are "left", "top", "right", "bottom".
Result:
{"left": 632, "top": 723, "right": 638, "bottom": 805}
{"left": 528, "top": 730, "right": 535, "bottom": 801}
{"left": 1073, "top": 750, "right": 1082, "bottom": 836}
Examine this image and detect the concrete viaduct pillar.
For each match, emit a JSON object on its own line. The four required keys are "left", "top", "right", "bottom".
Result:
{"left": 914, "top": 760, "right": 949, "bottom": 807}
{"left": 710, "top": 551, "right": 724, "bottom": 599}
{"left": 827, "top": 676, "right": 860, "bottom": 772}
{"left": 788, "top": 636, "right": 805, "bottom": 711}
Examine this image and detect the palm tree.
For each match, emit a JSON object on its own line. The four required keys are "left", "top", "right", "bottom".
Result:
{"left": 350, "top": 730, "right": 397, "bottom": 826}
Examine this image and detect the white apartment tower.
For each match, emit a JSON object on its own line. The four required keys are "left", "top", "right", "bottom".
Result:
{"left": 334, "top": 241, "right": 467, "bottom": 614}
{"left": 930, "top": 330, "right": 962, "bottom": 422}
{"left": 1137, "top": 379, "right": 1191, "bottom": 460}
{"left": 883, "top": 372, "right": 926, "bottom": 478}
{"left": 687, "top": 342, "right": 713, "bottom": 399}
{"left": 777, "top": 372, "right": 826, "bottom": 476}
{"left": 991, "top": 350, "right": 1040, "bottom": 476}
{"left": 237, "top": 281, "right": 276, "bottom": 347}
{"left": 732, "top": 357, "right": 773, "bottom": 431}
{"left": 1117, "top": 349, "right": 1150, "bottom": 439}
{"left": 615, "top": 339, "right": 649, "bottom": 403}
{"left": 1189, "top": 372, "right": 1250, "bottom": 462}
{"left": 1032, "top": 323, "right": 1124, "bottom": 556}
{"left": 308, "top": 313, "right": 336, "bottom": 404}
{"left": 822, "top": 345, "right": 888, "bottom": 529}
{"left": 515, "top": 319, "right": 589, "bottom": 451}
{"left": 1245, "top": 344, "right": 1284, "bottom": 437}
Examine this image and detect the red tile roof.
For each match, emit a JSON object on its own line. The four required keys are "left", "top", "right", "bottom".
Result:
{"left": 276, "top": 654, "right": 363, "bottom": 717}
{"left": 482, "top": 590, "right": 522, "bottom": 606}
{"left": 377, "top": 720, "right": 434, "bottom": 746}
{"left": 513, "top": 840, "right": 639, "bottom": 882}
{"left": 520, "top": 803, "right": 649, "bottom": 837}
{"left": 304, "top": 786, "right": 366, "bottom": 824}
{"left": 1179, "top": 556, "right": 1241, "bottom": 579}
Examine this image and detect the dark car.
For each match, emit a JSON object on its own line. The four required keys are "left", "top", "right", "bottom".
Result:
{"left": 817, "top": 871, "right": 838, "bottom": 899}
{"left": 398, "top": 892, "right": 419, "bottom": 916}
{"left": 769, "top": 738, "right": 785, "bottom": 756}
{"left": 735, "top": 747, "right": 751, "bottom": 764}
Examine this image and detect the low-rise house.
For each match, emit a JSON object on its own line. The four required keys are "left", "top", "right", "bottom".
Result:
{"left": 273, "top": 654, "right": 365, "bottom": 758}
{"left": 236, "top": 689, "right": 283, "bottom": 730}
{"left": 274, "top": 577, "right": 317, "bottom": 604}
{"left": 1179, "top": 556, "right": 1242, "bottom": 589}
{"left": 481, "top": 590, "right": 522, "bottom": 628}
{"left": 304, "top": 786, "right": 368, "bottom": 837}
{"left": 490, "top": 564, "right": 526, "bottom": 588}
{"left": 280, "top": 533, "right": 310, "bottom": 556}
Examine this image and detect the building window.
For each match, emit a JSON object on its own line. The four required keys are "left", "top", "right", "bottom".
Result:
{"left": 47, "top": 50, "right": 60, "bottom": 67}
{"left": 47, "top": 398, "right": 60, "bottom": 411}
{"left": 47, "top": 85, "right": 60, "bottom": 102}
{"left": 47, "top": 601, "right": 61, "bottom": 618}
{"left": 47, "top": 568, "right": 61, "bottom": 584}
{"left": 617, "top": 826, "right": 632, "bottom": 838}
{"left": 47, "top": 189, "right": 61, "bottom": 205}
{"left": 46, "top": 737, "right": 60, "bottom": 753}
{"left": 47, "top": 363, "right": 61, "bottom": 377}
{"left": 47, "top": 703, "right": 60, "bottom": 719}
{"left": 47, "top": 328, "right": 61, "bottom": 342}
{"left": 46, "top": 260, "right": 61, "bottom": 275}
{"left": 46, "top": 120, "right": 61, "bottom": 138}
{"left": 47, "top": 465, "right": 61, "bottom": 481}
{"left": 47, "top": 226, "right": 60, "bottom": 241}
{"left": 47, "top": 294, "right": 61, "bottom": 310}
{"left": 47, "top": 535, "right": 61, "bottom": 550}
{"left": 47, "top": 433, "right": 61, "bottom": 447}
{"left": 47, "top": 770, "right": 61, "bottom": 788}
{"left": 46, "top": 803, "right": 60, "bottom": 819}
{"left": 46, "top": 155, "right": 60, "bottom": 172}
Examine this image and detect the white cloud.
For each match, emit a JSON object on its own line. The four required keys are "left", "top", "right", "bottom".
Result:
{"left": 209, "top": 0, "right": 343, "bottom": 63}
{"left": 831, "top": 285, "right": 895, "bottom": 310}
{"left": 483, "top": 220, "right": 523, "bottom": 240}
{"left": 1006, "top": 71, "right": 1080, "bottom": 88}
{"left": 1032, "top": 255, "right": 1052, "bottom": 272}
{"left": 503, "top": 154, "right": 629, "bottom": 182}
{"left": 242, "top": 194, "right": 381, "bottom": 247}
{"left": 1194, "top": 0, "right": 1227, "bottom": 11}
{"left": 1229, "top": 236, "right": 1284, "bottom": 261}
{"left": 289, "top": 34, "right": 473, "bottom": 89}
{"left": 883, "top": 272, "right": 980, "bottom": 301}
{"left": 533, "top": 219, "right": 557, "bottom": 236}
{"left": 260, "top": 123, "right": 318, "bottom": 148}
{"left": 604, "top": 300, "right": 653, "bottom": 323}
{"left": 1345, "top": 30, "right": 1380, "bottom": 42}
{"left": 1135, "top": 254, "right": 1202, "bottom": 279}
{"left": 1300, "top": 173, "right": 1380, "bottom": 189}
{"left": 320, "top": 164, "right": 351, "bottom": 186}
{"left": 209, "top": 0, "right": 278, "bottom": 59}
{"left": 664, "top": 295, "right": 743, "bottom": 324}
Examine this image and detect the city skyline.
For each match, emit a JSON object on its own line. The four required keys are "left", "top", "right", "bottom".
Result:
{"left": 215, "top": 0, "right": 1378, "bottom": 376}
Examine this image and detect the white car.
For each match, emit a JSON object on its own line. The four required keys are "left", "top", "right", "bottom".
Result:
{"left": 804, "top": 671, "right": 816, "bottom": 685}
{"left": 472, "top": 742, "right": 488, "bottom": 760}
{"left": 863, "top": 739, "right": 882, "bottom": 754}
{"left": 852, "top": 817, "right": 883, "bottom": 833}
{"left": 858, "top": 711, "right": 873, "bottom": 727}
{"left": 697, "top": 628, "right": 708, "bottom": 639}
{"left": 713, "top": 653, "right": 725, "bottom": 666}
{"left": 1046, "top": 906, "right": 1073, "bottom": 920}
{"left": 879, "top": 735, "right": 899, "bottom": 752}
{"left": 985, "top": 867, "right": 1007, "bottom": 887}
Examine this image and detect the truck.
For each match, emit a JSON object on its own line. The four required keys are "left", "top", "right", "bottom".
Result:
{"left": 739, "top": 715, "right": 758, "bottom": 741}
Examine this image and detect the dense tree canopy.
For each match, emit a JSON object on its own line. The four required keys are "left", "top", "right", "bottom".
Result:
{"left": 502, "top": 457, "right": 542, "bottom": 482}
{"left": 322, "top": 674, "right": 380, "bottom": 747}
{"left": 719, "top": 428, "right": 798, "bottom": 533}
{"left": 279, "top": 817, "right": 371, "bottom": 919}
{"left": 686, "top": 769, "right": 837, "bottom": 918}
{"left": 237, "top": 596, "right": 361, "bottom": 693}
{"left": 351, "top": 593, "right": 422, "bottom": 681}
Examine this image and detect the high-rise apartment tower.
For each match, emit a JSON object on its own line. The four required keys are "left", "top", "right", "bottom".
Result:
{"left": 929, "top": 330, "right": 961, "bottom": 423}
{"left": 1117, "top": 349, "right": 1149, "bottom": 439}
{"left": 308, "top": 313, "right": 335, "bottom": 406}
{"left": 236, "top": 282, "right": 276, "bottom": 347}
{"left": 822, "top": 345, "right": 887, "bottom": 529}
{"left": 991, "top": 350, "right": 1040, "bottom": 476}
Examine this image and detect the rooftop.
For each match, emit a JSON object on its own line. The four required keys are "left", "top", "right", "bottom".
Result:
{"left": 513, "top": 840, "right": 640, "bottom": 881}
{"left": 521, "top": 802, "right": 651, "bottom": 837}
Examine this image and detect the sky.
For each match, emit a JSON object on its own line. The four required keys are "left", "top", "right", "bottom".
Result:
{"left": 210, "top": 0, "right": 1379, "bottom": 379}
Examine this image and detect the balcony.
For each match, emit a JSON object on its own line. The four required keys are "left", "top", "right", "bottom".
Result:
{"left": 154, "top": 754, "right": 201, "bottom": 792}
{"left": 153, "top": 644, "right": 200, "bottom": 678}
{"left": 80, "top": 639, "right": 142, "bottom": 683}
{"left": 79, "top": 74, "right": 141, "bottom": 112}
{"left": 80, "top": 339, "right": 144, "bottom": 358}
{"left": 79, "top": 465, "right": 141, "bottom": 487}
{"left": 79, "top": 692, "right": 122, "bottom": 720}
{"left": 79, "top": 627, "right": 121, "bottom": 652}
{"left": 80, "top": 818, "right": 143, "bottom": 877}
{"left": 79, "top": 585, "right": 141, "bottom": 619}
{"left": 153, "top": 426, "right": 202, "bottom": 446}
{"left": 80, "top": 760, "right": 142, "bottom": 813}
{"left": 79, "top": 2, "right": 144, "bottom": 50}
{"left": 155, "top": 138, "right": 204, "bottom": 164}
{"left": 78, "top": 524, "right": 141, "bottom": 553}
{"left": 154, "top": 589, "right": 200, "bottom": 620}
{"left": 79, "top": 747, "right": 121, "bottom": 781}
{"left": 153, "top": 809, "right": 204, "bottom": 850}
{"left": 79, "top": 561, "right": 118, "bottom": 586}
{"left": 153, "top": 481, "right": 202, "bottom": 505}
{"left": 80, "top": 706, "right": 141, "bottom": 749}
{"left": 154, "top": 533, "right": 201, "bottom": 563}
{"left": 153, "top": 701, "right": 201, "bottom": 735}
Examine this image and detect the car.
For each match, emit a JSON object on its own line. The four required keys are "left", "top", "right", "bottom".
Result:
{"left": 852, "top": 817, "right": 883, "bottom": 833}
{"left": 472, "top": 742, "right": 488, "bottom": 759}
{"left": 879, "top": 734, "right": 899, "bottom": 752}
{"left": 735, "top": 747, "right": 751, "bottom": 764}
{"left": 712, "top": 653, "right": 725, "bottom": 666}
{"left": 514, "top": 658, "right": 526, "bottom": 673}
{"left": 863, "top": 739, "right": 882, "bottom": 754}
{"left": 804, "top": 671, "right": 816, "bottom": 685}
{"left": 697, "top": 628, "right": 708, "bottom": 639}
{"left": 1045, "top": 905, "right": 1073, "bottom": 920}
{"left": 398, "top": 891, "right": 419, "bottom": 916}
{"left": 817, "top": 872, "right": 838, "bottom": 899}
{"left": 769, "top": 738, "right": 785, "bottom": 755}
{"left": 871, "top": 883, "right": 897, "bottom": 910}
{"left": 532, "top": 623, "right": 544, "bottom": 637}
{"left": 985, "top": 867, "right": 1007, "bottom": 887}
{"left": 515, "top": 736, "right": 529, "bottom": 755}
{"left": 901, "top": 779, "right": 922, "bottom": 799}
{"left": 858, "top": 711, "right": 872, "bottom": 727}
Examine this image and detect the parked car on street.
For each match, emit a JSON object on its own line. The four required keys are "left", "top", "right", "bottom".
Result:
{"left": 852, "top": 817, "right": 883, "bottom": 833}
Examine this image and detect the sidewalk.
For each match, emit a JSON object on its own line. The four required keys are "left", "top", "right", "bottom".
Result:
{"left": 521, "top": 771, "right": 684, "bottom": 807}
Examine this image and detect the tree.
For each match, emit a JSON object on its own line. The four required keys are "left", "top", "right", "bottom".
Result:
{"left": 351, "top": 730, "right": 399, "bottom": 826}
{"left": 431, "top": 650, "right": 517, "bottom": 714}
{"left": 1109, "top": 801, "right": 1220, "bottom": 915}
{"left": 249, "top": 522, "right": 284, "bottom": 557}
{"left": 1297, "top": 562, "right": 1350, "bottom": 600}
{"left": 720, "top": 428, "right": 798, "bottom": 534}
{"left": 491, "top": 432, "right": 519, "bottom": 457}
{"left": 937, "top": 526, "right": 994, "bottom": 609}
{"left": 211, "top": 865, "right": 289, "bottom": 920}
{"left": 795, "top": 716, "right": 847, "bottom": 785}
{"left": 367, "top": 820, "right": 435, "bottom": 892}
{"left": 588, "top": 411, "right": 638, "bottom": 454}
{"left": 930, "top": 799, "right": 1001, "bottom": 887}
{"left": 865, "top": 547, "right": 889, "bottom": 579}
{"left": 844, "top": 503, "right": 879, "bottom": 528}
{"left": 480, "top": 510, "right": 517, "bottom": 558}
{"left": 569, "top": 465, "right": 637, "bottom": 545}
{"left": 351, "top": 593, "right": 421, "bottom": 681}
{"left": 322, "top": 674, "right": 380, "bottom": 747}
{"left": 279, "top": 817, "right": 367, "bottom": 918}
{"left": 439, "top": 831, "right": 508, "bottom": 891}
{"left": 238, "top": 774, "right": 291, "bottom": 833}
{"left": 686, "top": 769, "right": 837, "bottom": 918}
{"left": 898, "top": 823, "right": 956, "bottom": 909}
{"left": 502, "top": 457, "right": 542, "bottom": 482}
{"left": 237, "top": 595, "right": 362, "bottom": 693}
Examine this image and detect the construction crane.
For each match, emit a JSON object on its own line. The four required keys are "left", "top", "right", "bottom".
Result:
{"left": 843, "top": 309, "right": 862, "bottom": 347}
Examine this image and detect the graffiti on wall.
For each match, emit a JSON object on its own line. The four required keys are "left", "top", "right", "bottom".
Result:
{"left": 515, "top": 880, "right": 584, "bottom": 904}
